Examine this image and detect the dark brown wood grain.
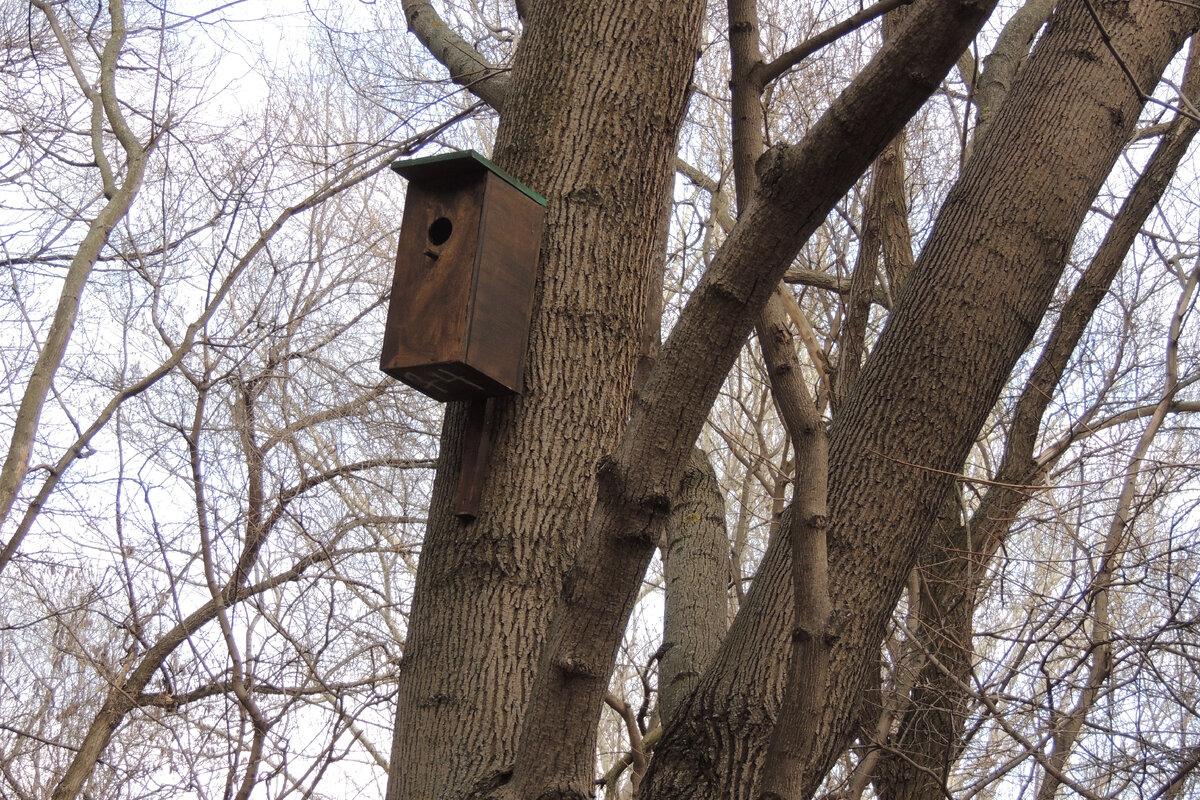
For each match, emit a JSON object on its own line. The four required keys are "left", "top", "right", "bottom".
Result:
{"left": 380, "top": 161, "right": 545, "bottom": 401}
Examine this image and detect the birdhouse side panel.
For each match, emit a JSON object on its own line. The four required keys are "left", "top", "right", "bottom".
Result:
{"left": 380, "top": 178, "right": 484, "bottom": 383}
{"left": 465, "top": 175, "right": 546, "bottom": 394}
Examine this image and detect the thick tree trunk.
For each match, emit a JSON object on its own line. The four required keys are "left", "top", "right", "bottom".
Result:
{"left": 871, "top": 40, "right": 1200, "bottom": 800}
{"left": 970, "top": 0, "right": 1057, "bottom": 150}
{"left": 806, "top": 4, "right": 1197, "bottom": 794}
{"left": 643, "top": 4, "right": 1199, "bottom": 799}
{"left": 384, "top": 1, "right": 704, "bottom": 798}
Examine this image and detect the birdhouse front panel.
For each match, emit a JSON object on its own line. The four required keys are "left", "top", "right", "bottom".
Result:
{"left": 379, "top": 150, "right": 547, "bottom": 403}
{"left": 380, "top": 174, "right": 486, "bottom": 400}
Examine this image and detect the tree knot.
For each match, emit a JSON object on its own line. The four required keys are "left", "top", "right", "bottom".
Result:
{"left": 792, "top": 625, "right": 816, "bottom": 643}
{"left": 755, "top": 143, "right": 788, "bottom": 186}
{"left": 556, "top": 653, "right": 603, "bottom": 679}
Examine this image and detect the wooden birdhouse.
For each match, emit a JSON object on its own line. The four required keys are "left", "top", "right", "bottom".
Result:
{"left": 380, "top": 150, "right": 547, "bottom": 402}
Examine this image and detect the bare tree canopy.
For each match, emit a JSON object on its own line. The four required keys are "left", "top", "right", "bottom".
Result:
{"left": 1, "top": 2, "right": 1199, "bottom": 800}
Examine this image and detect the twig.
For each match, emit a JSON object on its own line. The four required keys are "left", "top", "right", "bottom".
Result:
{"left": 1079, "top": 0, "right": 1200, "bottom": 123}
{"left": 756, "top": 0, "right": 916, "bottom": 86}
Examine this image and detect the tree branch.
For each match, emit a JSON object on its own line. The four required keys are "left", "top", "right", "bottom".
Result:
{"left": 0, "top": 112, "right": 467, "bottom": 574}
{"left": 0, "top": 0, "right": 150, "bottom": 535}
{"left": 401, "top": 0, "right": 510, "bottom": 112}
{"left": 755, "top": 0, "right": 916, "bottom": 87}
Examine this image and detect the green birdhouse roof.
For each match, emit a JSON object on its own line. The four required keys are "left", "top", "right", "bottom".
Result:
{"left": 392, "top": 149, "right": 547, "bottom": 207}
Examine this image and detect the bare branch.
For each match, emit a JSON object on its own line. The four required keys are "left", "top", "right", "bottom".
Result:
{"left": 401, "top": 0, "right": 510, "bottom": 111}
{"left": 755, "top": 0, "right": 916, "bottom": 87}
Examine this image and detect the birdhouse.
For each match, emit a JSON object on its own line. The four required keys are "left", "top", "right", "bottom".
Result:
{"left": 380, "top": 150, "right": 547, "bottom": 402}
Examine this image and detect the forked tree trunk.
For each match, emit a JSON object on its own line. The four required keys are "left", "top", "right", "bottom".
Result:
{"left": 388, "top": 0, "right": 1197, "bottom": 797}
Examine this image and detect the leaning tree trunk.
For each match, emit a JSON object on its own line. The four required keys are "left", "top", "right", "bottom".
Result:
{"left": 642, "top": 3, "right": 1200, "bottom": 799}
{"left": 871, "top": 42, "right": 1200, "bottom": 799}
{"left": 384, "top": 2, "right": 704, "bottom": 798}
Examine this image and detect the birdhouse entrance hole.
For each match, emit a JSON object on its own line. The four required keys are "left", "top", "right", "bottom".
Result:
{"left": 428, "top": 217, "right": 453, "bottom": 245}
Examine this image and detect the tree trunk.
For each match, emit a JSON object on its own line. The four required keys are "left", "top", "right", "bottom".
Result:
{"left": 871, "top": 39, "right": 1200, "bottom": 800}
{"left": 643, "top": 3, "right": 1199, "bottom": 798}
{"left": 660, "top": 448, "right": 729, "bottom": 726}
{"left": 384, "top": 1, "right": 704, "bottom": 797}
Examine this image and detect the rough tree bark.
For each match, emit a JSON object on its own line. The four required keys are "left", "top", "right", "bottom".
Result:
{"left": 801, "top": 3, "right": 1198, "bottom": 792}
{"left": 871, "top": 38, "right": 1200, "bottom": 800}
{"left": 659, "top": 449, "right": 729, "bottom": 726}
{"left": 384, "top": 1, "right": 705, "bottom": 797}
{"left": 970, "top": 0, "right": 1057, "bottom": 149}
{"left": 643, "top": 3, "right": 1199, "bottom": 799}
